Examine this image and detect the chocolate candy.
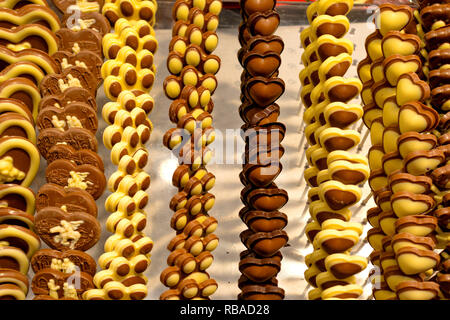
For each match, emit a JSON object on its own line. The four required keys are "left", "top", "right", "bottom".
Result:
{"left": 34, "top": 207, "right": 101, "bottom": 251}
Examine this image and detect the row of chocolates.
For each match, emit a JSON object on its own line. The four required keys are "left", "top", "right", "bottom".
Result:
{"left": 33, "top": 0, "right": 108, "bottom": 300}
{"left": 300, "top": 0, "right": 369, "bottom": 300}
{"left": 0, "top": 0, "right": 105, "bottom": 300}
{"left": 160, "top": 0, "right": 222, "bottom": 300}
{"left": 359, "top": 2, "right": 449, "bottom": 300}
{"left": 82, "top": 0, "right": 158, "bottom": 300}
{"left": 237, "top": 0, "right": 289, "bottom": 300}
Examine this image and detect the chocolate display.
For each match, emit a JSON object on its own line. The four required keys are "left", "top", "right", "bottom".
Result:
{"left": 159, "top": 0, "right": 222, "bottom": 301}
{"left": 358, "top": 2, "right": 450, "bottom": 300}
{"left": 82, "top": 0, "right": 156, "bottom": 301}
{"left": 235, "top": 0, "right": 288, "bottom": 300}
{"left": 300, "top": 0, "right": 369, "bottom": 300}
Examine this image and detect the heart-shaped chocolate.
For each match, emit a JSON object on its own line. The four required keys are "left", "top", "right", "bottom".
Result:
{"left": 311, "top": 14, "right": 349, "bottom": 40}
{"left": 242, "top": 51, "right": 281, "bottom": 78}
{"left": 31, "top": 248, "right": 97, "bottom": 276}
{"left": 240, "top": 229, "right": 288, "bottom": 258}
{"left": 37, "top": 101, "right": 98, "bottom": 134}
{"left": 0, "top": 61, "right": 44, "bottom": 87}
{"left": 239, "top": 102, "right": 280, "bottom": 126}
{"left": 0, "top": 136, "right": 40, "bottom": 187}
{"left": 37, "top": 127, "right": 97, "bottom": 159}
{"left": 0, "top": 184, "right": 35, "bottom": 215}
{"left": 324, "top": 77, "right": 362, "bottom": 103}
{"left": 0, "top": 45, "right": 59, "bottom": 75}
{"left": 40, "top": 65, "right": 98, "bottom": 97}
{"left": 391, "top": 191, "right": 435, "bottom": 218}
{"left": 404, "top": 149, "right": 446, "bottom": 176}
{"left": 32, "top": 268, "right": 94, "bottom": 299}
{"left": 247, "top": 10, "right": 280, "bottom": 37}
{"left": 46, "top": 144, "right": 104, "bottom": 170}
{"left": 239, "top": 250, "right": 282, "bottom": 282}
{"left": 396, "top": 73, "right": 430, "bottom": 106}
{"left": 388, "top": 172, "right": 432, "bottom": 194}
{"left": 0, "top": 224, "right": 40, "bottom": 260}
{"left": 425, "top": 25, "right": 450, "bottom": 51}
{"left": 0, "top": 77, "right": 40, "bottom": 121}
{"left": 383, "top": 54, "right": 422, "bottom": 86}
{"left": 52, "top": 50, "right": 103, "bottom": 86}
{"left": 319, "top": 180, "right": 361, "bottom": 210}
{"left": 398, "top": 101, "right": 439, "bottom": 134}
{"left": 245, "top": 76, "right": 285, "bottom": 107}
{"left": 37, "top": 183, "right": 97, "bottom": 217}
{"left": 325, "top": 254, "right": 367, "bottom": 279}
{"left": 0, "top": 112, "right": 35, "bottom": 143}
{"left": 246, "top": 184, "right": 288, "bottom": 211}
{"left": 39, "top": 87, "right": 97, "bottom": 112}
{"left": 0, "top": 24, "right": 58, "bottom": 55}
{"left": 239, "top": 208, "right": 287, "bottom": 233}
{"left": 240, "top": 0, "right": 275, "bottom": 17}
{"left": 382, "top": 31, "right": 421, "bottom": 58}
{"left": 0, "top": 207, "right": 33, "bottom": 230}
{"left": 316, "top": 35, "right": 353, "bottom": 62}
{"left": 55, "top": 28, "right": 102, "bottom": 58}
{"left": 45, "top": 159, "right": 106, "bottom": 200}
{"left": 34, "top": 206, "right": 101, "bottom": 251}
{"left": 378, "top": 4, "right": 413, "bottom": 36}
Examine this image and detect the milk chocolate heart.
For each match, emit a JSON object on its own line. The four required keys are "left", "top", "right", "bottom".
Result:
{"left": 32, "top": 268, "right": 94, "bottom": 299}
{"left": 37, "top": 127, "right": 97, "bottom": 159}
{"left": 31, "top": 248, "right": 97, "bottom": 276}
{"left": 239, "top": 250, "right": 282, "bottom": 283}
{"left": 40, "top": 65, "right": 98, "bottom": 97}
{"left": 39, "top": 86, "right": 97, "bottom": 112}
{"left": 52, "top": 50, "right": 103, "bottom": 86}
{"left": 245, "top": 76, "right": 285, "bottom": 107}
{"left": 46, "top": 144, "right": 104, "bottom": 170}
{"left": 55, "top": 28, "right": 102, "bottom": 58}
{"left": 37, "top": 101, "right": 98, "bottom": 134}
{"left": 239, "top": 208, "right": 287, "bottom": 232}
{"left": 240, "top": 229, "right": 288, "bottom": 258}
{"left": 242, "top": 51, "right": 281, "bottom": 78}
{"left": 34, "top": 207, "right": 101, "bottom": 251}
{"left": 247, "top": 10, "right": 280, "bottom": 37}
{"left": 396, "top": 73, "right": 430, "bottom": 106}
{"left": 36, "top": 183, "right": 97, "bottom": 217}
{"left": 45, "top": 159, "right": 106, "bottom": 200}
{"left": 246, "top": 184, "right": 288, "bottom": 211}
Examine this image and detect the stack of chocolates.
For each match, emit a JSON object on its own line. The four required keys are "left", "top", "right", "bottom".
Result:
{"left": 160, "top": 0, "right": 222, "bottom": 300}
{"left": 420, "top": 0, "right": 450, "bottom": 299}
{"left": 360, "top": 2, "right": 449, "bottom": 300}
{"left": 300, "top": 0, "right": 369, "bottom": 300}
{"left": 236, "top": 0, "right": 288, "bottom": 300}
{"left": 83, "top": 0, "right": 158, "bottom": 301}
{"left": 20, "top": 0, "right": 108, "bottom": 300}
{"left": 0, "top": 0, "right": 64, "bottom": 299}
